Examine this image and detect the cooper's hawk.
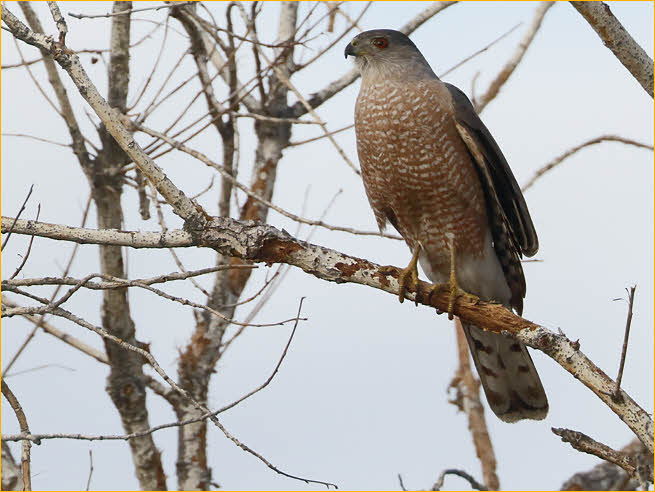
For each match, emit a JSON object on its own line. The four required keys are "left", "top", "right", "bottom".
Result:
{"left": 345, "top": 29, "right": 547, "bottom": 422}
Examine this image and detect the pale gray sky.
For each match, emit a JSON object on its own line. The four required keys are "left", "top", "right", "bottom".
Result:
{"left": 2, "top": 2, "right": 653, "bottom": 490}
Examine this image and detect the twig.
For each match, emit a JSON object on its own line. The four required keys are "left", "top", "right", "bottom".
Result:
{"left": 2, "top": 26, "right": 165, "bottom": 70}
{"left": 127, "top": 13, "right": 170, "bottom": 116}
{"left": 288, "top": 1, "right": 457, "bottom": 118}
{"left": 3, "top": 265, "right": 255, "bottom": 290}
{"left": 2, "top": 132, "right": 70, "bottom": 148}
{"left": 431, "top": 469, "right": 487, "bottom": 491}
{"left": 292, "top": 2, "right": 372, "bottom": 71}
{"left": 259, "top": 51, "right": 362, "bottom": 176}
{"left": 68, "top": 2, "right": 195, "bottom": 19}
{"left": 10, "top": 204, "right": 40, "bottom": 279}
{"left": 552, "top": 427, "right": 649, "bottom": 483}
{"left": 450, "top": 319, "right": 499, "bottom": 490}
{"left": 522, "top": 135, "right": 653, "bottom": 192}
{"left": 561, "top": 438, "right": 651, "bottom": 491}
{"left": 1, "top": 380, "right": 31, "bottom": 491}
{"left": 11, "top": 33, "right": 62, "bottom": 118}
{"left": 147, "top": 182, "right": 212, "bottom": 297}
{"left": 218, "top": 271, "right": 279, "bottom": 310}
{"left": 3, "top": 294, "right": 337, "bottom": 489}
{"left": 1, "top": 185, "right": 33, "bottom": 251}
{"left": 17, "top": 2, "right": 93, "bottom": 172}
{"left": 570, "top": 1, "right": 654, "bottom": 98}
{"left": 399, "top": 2, "right": 458, "bottom": 36}
{"left": 287, "top": 123, "right": 354, "bottom": 147}
{"left": 474, "top": 2, "right": 554, "bottom": 113}
{"left": 613, "top": 285, "right": 636, "bottom": 402}
{"left": 85, "top": 449, "right": 93, "bottom": 491}
{"left": 2, "top": 297, "right": 335, "bottom": 489}
{"left": 1, "top": 5, "right": 201, "bottom": 222}
{"left": 222, "top": 187, "right": 343, "bottom": 353}
{"left": 4, "top": 273, "right": 300, "bottom": 329}
{"left": 3, "top": 195, "right": 91, "bottom": 375}
{"left": 216, "top": 297, "right": 305, "bottom": 414}
{"left": 3, "top": 297, "right": 303, "bottom": 440}
{"left": 134, "top": 121, "right": 400, "bottom": 239}
{"left": 2, "top": 364, "right": 75, "bottom": 378}
{"left": 47, "top": 1, "right": 67, "bottom": 44}
{"left": 439, "top": 22, "right": 522, "bottom": 78}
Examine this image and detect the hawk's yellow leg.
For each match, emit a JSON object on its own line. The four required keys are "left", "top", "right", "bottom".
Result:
{"left": 428, "top": 234, "right": 460, "bottom": 320}
{"left": 446, "top": 238, "right": 458, "bottom": 320}
{"left": 396, "top": 245, "right": 421, "bottom": 303}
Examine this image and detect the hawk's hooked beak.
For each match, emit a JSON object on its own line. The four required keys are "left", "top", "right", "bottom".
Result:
{"left": 344, "top": 42, "right": 357, "bottom": 59}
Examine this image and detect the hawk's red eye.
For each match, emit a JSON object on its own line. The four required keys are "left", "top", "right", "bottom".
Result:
{"left": 373, "top": 38, "right": 388, "bottom": 49}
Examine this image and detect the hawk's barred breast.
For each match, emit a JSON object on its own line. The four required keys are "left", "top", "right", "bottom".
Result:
{"left": 355, "top": 78, "right": 489, "bottom": 274}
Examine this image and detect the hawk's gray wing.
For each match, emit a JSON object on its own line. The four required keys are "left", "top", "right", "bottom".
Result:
{"left": 445, "top": 83, "right": 538, "bottom": 313}
{"left": 445, "top": 83, "right": 538, "bottom": 258}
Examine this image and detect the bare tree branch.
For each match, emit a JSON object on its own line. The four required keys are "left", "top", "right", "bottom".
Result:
{"left": 431, "top": 468, "right": 487, "bottom": 491}
{"left": 474, "top": 2, "right": 553, "bottom": 113}
{"left": 1, "top": 5, "right": 202, "bottom": 223}
{"left": 561, "top": 438, "right": 653, "bottom": 491}
{"left": 2, "top": 295, "right": 109, "bottom": 365}
{"left": 552, "top": 428, "right": 652, "bottom": 485}
{"left": 133, "top": 120, "right": 400, "bottom": 239}
{"left": 3, "top": 297, "right": 305, "bottom": 445}
{"left": 9, "top": 204, "right": 40, "bottom": 280}
{"left": 288, "top": 1, "right": 458, "bottom": 118}
{"left": 1, "top": 380, "right": 32, "bottom": 491}
{"left": 613, "top": 285, "right": 636, "bottom": 401}
{"left": 1, "top": 287, "right": 336, "bottom": 489}
{"left": 85, "top": 449, "right": 94, "bottom": 491}
{"left": 571, "top": 1, "right": 654, "bottom": 98}
{"left": 522, "top": 135, "right": 653, "bottom": 192}
{"left": 3, "top": 194, "right": 92, "bottom": 375}
{"left": 439, "top": 22, "right": 522, "bottom": 78}
{"left": 46, "top": 1, "right": 67, "bottom": 44}
{"left": 2, "top": 215, "right": 653, "bottom": 454}
{"left": 1, "top": 184, "right": 33, "bottom": 252}
{"left": 17, "top": 3, "right": 93, "bottom": 173}
{"left": 67, "top": 2, "right": 195, "bottom": 20}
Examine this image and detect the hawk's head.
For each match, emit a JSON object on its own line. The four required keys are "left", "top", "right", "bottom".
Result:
{"left": 345, "top": 29, "right": 433, "bottom": 79}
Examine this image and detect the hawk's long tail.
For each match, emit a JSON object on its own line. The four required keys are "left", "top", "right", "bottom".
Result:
{"left": 461, "top": 322, "right": 548, "bottom": 422}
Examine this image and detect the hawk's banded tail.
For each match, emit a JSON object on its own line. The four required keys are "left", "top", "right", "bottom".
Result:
{"left": 461, "top": 322, "right": 548, "bottom": 422}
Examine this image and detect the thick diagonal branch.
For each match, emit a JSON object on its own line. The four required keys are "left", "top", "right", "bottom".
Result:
{"left": 571, "top": 1, "right": 654, "bottom": 98}
{"left": 2, "top": 215, "right": 653, "bottom": 454}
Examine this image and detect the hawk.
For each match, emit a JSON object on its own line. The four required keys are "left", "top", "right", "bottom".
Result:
{"left": 345, "top": 29, "right": 547, "bottom": 422}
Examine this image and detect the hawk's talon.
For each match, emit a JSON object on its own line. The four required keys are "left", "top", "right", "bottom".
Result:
{"left": 426, "top": 282, "right": 445, "bottom": 305}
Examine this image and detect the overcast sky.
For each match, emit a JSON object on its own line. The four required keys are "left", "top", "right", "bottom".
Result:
{"left": 2, "top": 2, "right": 653, "bottom": 490}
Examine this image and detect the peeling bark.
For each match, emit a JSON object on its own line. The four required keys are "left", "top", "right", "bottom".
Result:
{"left": 1, "top": 442, "right": 22, "bottom": 491}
